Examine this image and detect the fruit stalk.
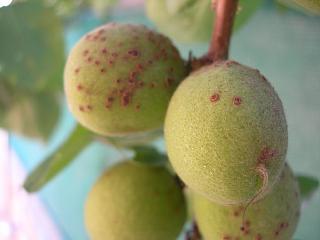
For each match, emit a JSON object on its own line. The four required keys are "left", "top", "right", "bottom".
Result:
{"left": 208, "top": 0, "right": 239, "bottom": 61}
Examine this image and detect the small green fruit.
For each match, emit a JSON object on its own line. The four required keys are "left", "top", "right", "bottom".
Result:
{"left": 165, "top": 61, "right": 287, "bottom": 204}
{"left": 193, "top": 163, "right": 301, "bottom": 240}
{"left": 64, "top": 23, "right": 186, "bottom": 136}
{"left": 85, "top": 161, "right": 187, "bottom": 240}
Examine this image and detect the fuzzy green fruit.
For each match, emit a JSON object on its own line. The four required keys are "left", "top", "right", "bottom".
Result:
{"left": 165, "top": 61, "right": 287, "bottom": 204}
{"left": 85, "top": 161, "right": 187, "bottom": 240}
{"left": 64, "top": 23, "right": 186, "bottom": 136}
{"left": 193, "top": 163, "right": 301, "bottom": 240}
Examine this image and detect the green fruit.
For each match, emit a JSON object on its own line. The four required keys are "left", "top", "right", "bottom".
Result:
{"left": 64, "top": 23, "right": 186, "bottom": 136}
{"left": 85, "top": 161, "right": 187, "bottom": 240}
{"left": 165, "top": 61, "right": 287, "bottom": 204}
{"left": 193, "top": 163, "right": 301, "bottom": 240}
{"left": 145, "top": 0, "right": 262, "bottom": 43}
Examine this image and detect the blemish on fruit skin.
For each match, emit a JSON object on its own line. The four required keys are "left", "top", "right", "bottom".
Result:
{"left": 128, "top": 49, "right": 140, "bottom": 57}
{"left": 258, "top": 147, "right": 278, "bottom": 163}
{"left": 95, "top": 60, "right": 100, "bottom": 66}
{"left": 233, "top": 96, "right": 242, "bottom": 106}
{"left": 101, "top": 48, "right": 108, "bottom": 54}
{"left": 83, "top": 50, "right": 89, "bottom": 56}
{"left": 74, "top": 68, "right": 80, "bottom": 74}
{"left": 222, "top": 235, "right": 231, "bottom": 240}
{"left": 121, "top": 92, "right": 131, "bottom": 106}
{"left": 100, "top": 68, "right": 106, "bottom": 73}
{"left": 255, "top": 234, "right": 263, "bottom": 240}
{"left": 87, "top": 105, "right": 93, "bottom": 111}
{"left": 79, "top": 105, "right": 85, "bottom": 112}
{"left": 77, "top": 84, "right": 83, "bottom": 91}
{"left": 87, "top": 57, "right": 93, "bottom": 62}
{"left": 210, "top": 93, "right": 220, "bottom": 103}
{"left": 135, "top": 104, "right": 141, "bottom": 110}
{"left": 112, "top": 52, "right": 118, "bottom": 57}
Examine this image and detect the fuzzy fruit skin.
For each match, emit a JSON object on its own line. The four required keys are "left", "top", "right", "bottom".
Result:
{"left": 193, "top": 163, "right": 301, "bottom": 240}
{"left": 85, "top": 161, "right": 187, "bottom": 240}
{"left": 64, "top": 23, "right": 186, "bottom": 136}
{"left": 165, "top": 61, "right": 287, "bottom": 205}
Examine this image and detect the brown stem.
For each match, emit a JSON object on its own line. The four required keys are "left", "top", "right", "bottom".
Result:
{"left": 208, "top": 0, "right": 239, "bottom": 62}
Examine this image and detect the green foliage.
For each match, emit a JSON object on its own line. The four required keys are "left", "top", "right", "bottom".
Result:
{"left": 278, "top": 0, "right": 320, "bottom": 15}
{"left": 0, "top": 1, "right": 64, "bottom": 139}
{"left": 0, "top": 93, "right": 60, "bottom": 140}
{"left": 23, "top": 125, "right": 93, "bottom": 192}
{"left": 297, "top": 175, "right": 319, "bottom": 199}
{"left": 131, "top": 145, "right": 167, "bottom": 166}
{"left": 0, "top": 0, "right": 64, "bottom": 92}
{"left": 146, "top": 0, "right": 263, "bottom": 43}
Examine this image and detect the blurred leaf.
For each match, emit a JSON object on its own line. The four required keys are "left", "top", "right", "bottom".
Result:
{"left": 89, "top": 0, "right": 118, "bottom": 17}
{"left": 165, "top": 0, "right": 194, "bottom": 15}
{"left": 146, "top": 0, "right": 263, "bottom": 43}
{"left": 0, "top": 0, "right": 64, "bottom": 92}
{"left": 1, "top": 93, "right": 60, "bottom": 140}
{"left": 277, "top": 0, "right": 320, "bottom": 15}
{"left": 23, "top": 124, "right": 93, "bottom": 192}
{"left": 131, "top": 145, "right": 167, "bottom": 166}
{"left": 297, "top": 175, "right": 319, "bottom": 199}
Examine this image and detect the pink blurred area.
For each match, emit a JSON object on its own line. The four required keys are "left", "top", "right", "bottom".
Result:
{"left": 119, "top": 0, "right": 144, "bottom": 7}
{"left": 0, "top": 130, "right": 61, "bottom": 240}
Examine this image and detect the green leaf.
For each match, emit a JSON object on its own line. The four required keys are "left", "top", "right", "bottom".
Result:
{"left": 146, "top": 0, "right": 263, "bottom": 43}
{"left": 0, "top": 0, "right": 65, "bottom": 93}
{"left": 131, "top": 145, "right": 167, "bottom": 166}
{"left": 1, "top": 93, "right": 60, "bottom": 140}
{"left": 277, "top": 0, "right": 320, "bottom": 16}
{"left": 297, "top": 175, "right": 319, "bottom": 199}
{"left": 23, "top": 124, "right": 93, "bottom": 193}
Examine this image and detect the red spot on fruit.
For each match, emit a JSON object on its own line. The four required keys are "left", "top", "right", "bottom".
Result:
{"left": 100, "top": 68, "right": 106, "bottom": 73}
{"left": 223, "top": 236, "right": 231, "bottom": 240}
{"left": 74, "top": 68, "right": 80, "bottom": 74}
{"left": 83, "top": 50, "right": 89, "bottom": 56}
{"left": 77, "top": 84, "right": 83, "bottom": 91}
{"left": 258, "top": 147, "right": 278, "bottom": 163}
{"left": 233, "top": 96, "right": 242, "bottom": 106}
{"left": 255, "top": 234, "right": 263, "bottom": 240}
{"left": 165, "top": 77, "right": 175, "bottom": 87}
{"left": 112, "top": 52, "right": 118, "bottom": 57}
{"left": 79, "top": 106, "right": 84, "bottom": 112}
{"left": 101, "top": 48, "right": 108, "bottom": 54}
{"left": 210, "top": 93, "right": 220, "bottom": 103}
{"left": 128, "top": 49, "right": 139, "bottom": 57}
{"left": 95, "top": 60, "right": 100, "bottom": 65}
{"left": 233, "top": 211, "right": 239, "bottom": 217}
{"left": 121, "top": 92, "right": 131, "bottom": 106}
{"left": 109, "top": 60, "right": 114, "bottom": 65}
{"left": 87, "top": 57, "right": 93, "bottom": 62}
{"left": 274, "top": 231, "right": 279, "bottom": 236}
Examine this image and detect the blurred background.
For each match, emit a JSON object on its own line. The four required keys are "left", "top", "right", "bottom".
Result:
{"left": 0, "top": 0, "right": 319, "bottom": 239}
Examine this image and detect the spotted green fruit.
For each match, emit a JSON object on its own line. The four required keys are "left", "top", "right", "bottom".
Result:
{"left": 165, "top": 61, "right": 287, "bottom": 205}
{"left": 193, "top": 163, "right": 301, "bottom": 240}
{"left": 85, "top": 161, "right": 187, "bottom": 240}
{"left": 64, "top": 23, "right": 186, "bottom": 136}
